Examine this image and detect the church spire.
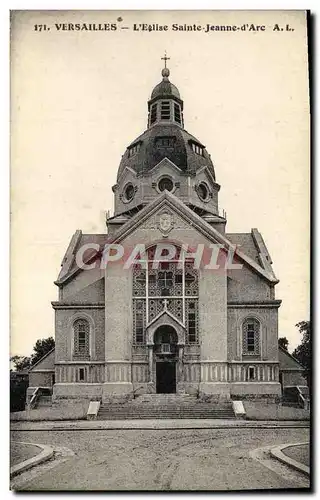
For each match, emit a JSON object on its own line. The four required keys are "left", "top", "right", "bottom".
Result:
{"left": 161, "top": 51, "right": 171, "bottom": 80}
{"left": 148, "top": 53, "right": 184, "bottom": 128}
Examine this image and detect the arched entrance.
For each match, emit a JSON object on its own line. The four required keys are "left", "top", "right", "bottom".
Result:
{"left": 154, "top": 325, "right": 178, "bottom": 394}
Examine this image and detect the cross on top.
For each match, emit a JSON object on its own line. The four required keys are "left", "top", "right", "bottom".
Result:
{"left": 161, "top": 51, "right": 170, "bottom": 68}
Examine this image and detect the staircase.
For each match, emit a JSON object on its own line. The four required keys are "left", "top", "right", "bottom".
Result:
{"left": 282, "top": 385, "right": 310, "bottom": 409}
{"left": 97, "top": 394, "right": 235, "bottom": 420}
{"left": 36, "top": 395, "right": 52, "bottom": 408}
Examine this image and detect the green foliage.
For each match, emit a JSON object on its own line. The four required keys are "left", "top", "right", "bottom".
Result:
{"left": 10, "top": 336, "right": 55, "bottom": 372}
{"left": 292, "top": 321, "right": 311, "bottom": 387}
{"left": 10, "top": 355, "right": 31, "bottom": 372}
{"left": 30, "top": 336, "right": 55, "bottom": 366}
{"left": 10, "top": 336, "right": 55, "bottom": 413}
{"left": 10, "top": 376, "right": 29, "bottom": 412}
{"left": 278, "top": 337, "right": 289, "bottom": 350}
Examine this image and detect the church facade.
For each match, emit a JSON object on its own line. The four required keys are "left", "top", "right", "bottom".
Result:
{"left": 50, "top": 60, "right": 282, "bottom": 402}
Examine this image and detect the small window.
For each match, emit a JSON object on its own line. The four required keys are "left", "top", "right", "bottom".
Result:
{"left": 247, "top": 366, "right": 255, "bottom": 381}
{"left": 197, "top": 182, "right": 210, "bottom": 202}
{"left": 161, "top": 101, "right": 171, "bottom": 120}
{"left": 188, "top": 311, "right": 197, "bottom": 343}
{"left": 175, "top": 274, "right": 182, "bottom": 284}
{"left": 128, "top": 142, "right": 141, "bottom": 157}
{"left": 158, "top": 177, "right": 174, "bottom": 192}
{"left": 123, "top": 183, "right": 135, "bottom": 203}
{"left": 79, "top": 368, "right": 85, "bottom": 381}
{"left": 174, "top": 103, "right": 181, "bottom": 124}
{"left": 247, "top": 324, "right": 255, "bottom": 352}
{"left": 150, "top": 104, "right": 157, "bottom": 124}
{"left": 73, "top": 319, "right": 90, "bottom": 359}
{"left": 134, "top": 300, "right": 145, "bottom": 344}
{"left": 191, "top": 142, "right": 204, "bottom": 156}
{"left": 242, "top": 318, "right": 260, "bottom": 355}
{"left": 155, "top": 136, "right": 176, "bottom": 148}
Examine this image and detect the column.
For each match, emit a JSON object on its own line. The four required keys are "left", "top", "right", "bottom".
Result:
{"left": 148, "top": 345, "right": 153, "bottom": 382}
{"left": 178, "top": 344, "right": 184, "bottom": 383}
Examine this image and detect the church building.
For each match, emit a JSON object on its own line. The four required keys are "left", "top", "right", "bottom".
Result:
{"left": 36, "top": 57, "right": 284, "bottom": 402}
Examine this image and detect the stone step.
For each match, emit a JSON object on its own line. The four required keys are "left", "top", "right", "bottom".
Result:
{"left": 98, "top": 410, "right": 235, "bottom": 414}
{"left": 102, "top": 404, "right": 233, "bottom": 410}
{"left": 36, "top": 396, "right": 52, "bottom": 408}
{"left": 98, "top": 413, "right": 235, "bottom": 420}
{"left": 98, "top": 401, "right": 235, "bottom": 420}
{"left": 134, "top": 394, "right": 196, "bottom": 400}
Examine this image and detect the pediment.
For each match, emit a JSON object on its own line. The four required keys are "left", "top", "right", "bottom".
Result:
{"left": 146, "top": 310, "right": 186, "bottom": 345}
{"left": 194, "top": 165, "right": 216, "bottom": 186}
{"left": 116, "top": 165, "right": 137, "bottom": 185}
{"left": 110, "top": 191, "right": 278, "bottom": 284}
{"left": 148, "top": 157, "right": 183, "bottom": 175}
{"left": 57, "top": 191, "right": 278, "bottom": 286}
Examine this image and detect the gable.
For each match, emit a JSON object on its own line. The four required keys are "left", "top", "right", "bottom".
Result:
{"left": 194, "top": 165, "right": 216, "bottom": 189}
{"left": 278, "top": 347, "right": 304, "bottom": 371}
{"left": 29, "top": 349, "right": 55, "bottom": 372}
{"left": 116, "top": 165, "right": 137, "bottom": 185}
{"left": 148, "top": 157, "right": 183, "bottom": 175}
{"left": 226, "top": 233, "right": 259, "bottom": 264}
{"left": 56, "top": 191, "right": 278, "bottom": 286}
{"left": 114, "top": 193, "right": 278, "bottom": 283}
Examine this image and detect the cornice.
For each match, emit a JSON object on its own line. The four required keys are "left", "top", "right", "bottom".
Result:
{"left": 51, "top": 302, "right": 105, "bottom": 310}
{"left": 227, "top": 300, "right": 282, "bottom": 308}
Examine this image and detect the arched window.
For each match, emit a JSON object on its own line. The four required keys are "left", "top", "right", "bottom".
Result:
{"left": 242, "top": 318, "right": 260, "bottom": 355}
{"left": 73, "top": 318, "right": 90, "bottom": 359}
{"left": 132, "top": 245, "right": 199, "bottom": 345}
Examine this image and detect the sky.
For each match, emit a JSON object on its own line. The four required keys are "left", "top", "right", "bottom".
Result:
{"left": 10, "top": 10, "right": 310, "bottom": 356}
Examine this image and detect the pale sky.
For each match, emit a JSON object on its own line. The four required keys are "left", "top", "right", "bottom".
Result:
{"left": 10, "top": 10, "right": 310, "bottom": 356}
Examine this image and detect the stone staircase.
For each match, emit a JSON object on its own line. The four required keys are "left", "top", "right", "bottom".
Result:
{"left": 97, "top": 394, "right": 235, "bottom": 420}
{"left": 36, "top": 395, "right": 52, "bottom": 408}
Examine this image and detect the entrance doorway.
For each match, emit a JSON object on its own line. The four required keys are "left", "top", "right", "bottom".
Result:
{"left": 156, "top": 362, "right": 176, "bottom": 393}
{"left": 153, "top": 325, "right": 178, "bottom": 393}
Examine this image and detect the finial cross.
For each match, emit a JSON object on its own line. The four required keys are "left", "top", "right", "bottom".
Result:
{"left": 161, "top": 51, "right": 170, "bottom": 68}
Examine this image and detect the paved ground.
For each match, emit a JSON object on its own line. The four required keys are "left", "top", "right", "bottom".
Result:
{"left": 283, "top": 444, "right": 310, "bottom": 467}
{"left": 10, "top": 427, "right": 310, "bottom": 491}
{"left": 10, "top": 442, "right": 41, "bottom": 467}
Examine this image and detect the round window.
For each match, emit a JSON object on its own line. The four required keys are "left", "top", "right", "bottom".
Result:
{"left": 197, "top": 182, "right": 209, "bottom": 201}
{"left": 123, "top": 183, "right": 135, "bottom": 202}
{"left": 158, "top": 177, "right": 174, "bottom": 192}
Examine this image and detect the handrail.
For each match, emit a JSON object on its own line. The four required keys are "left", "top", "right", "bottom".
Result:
{"left": 297, "top": 386, "right": 310, "bottom": 410}
{"left": 28, "top": 387, "right": 40, "bottom": 409}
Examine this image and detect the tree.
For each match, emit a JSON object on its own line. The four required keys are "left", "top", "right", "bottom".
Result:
{"left": 10, "top": 336, "right": 55, "bottom": 413}
{"left": 30, "top": 336, "right": 55, "bottom": 366}
{"left": 10, "top": 355, "right": 31, "bottom": 372}
{"left": 278, "top": 337, "right": 289, "bottom": 350}
{"left": 292, "top": 321, "right": 311, "bottom": 388}
{"left": 10, "top": 336, "right": 55, "bottom": 371}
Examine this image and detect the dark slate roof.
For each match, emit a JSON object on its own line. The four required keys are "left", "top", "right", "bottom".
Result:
{"left": 226, "top": 233, "right": 260, "bottom": 264}
{"left": 278, "top": 346, "right": 304, "bottom": 371}
{"left": 151, "top": 80, "right": 180, "bottom": 100}
{"left": 117, "top": 124, "right": 216, "bottom": 181}
{"left": 56, "top": 232, "right": 108, "bottom": 284}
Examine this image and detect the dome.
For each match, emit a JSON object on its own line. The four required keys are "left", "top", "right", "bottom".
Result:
{"left": 151, "top": 80, "right": 181, "bottom": 100}
{"left": 117, "top": 124, "right": 216, "bottom": 182}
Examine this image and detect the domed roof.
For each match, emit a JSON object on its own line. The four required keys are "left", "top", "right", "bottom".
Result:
{"left": 151, "top": 80, "right": 180, "bottom": 100}
{"left": 150, "top": 67, "right": 181, "bottom": 100}
{"left": 117, "top": 124, "right": 216, "bottom": 182}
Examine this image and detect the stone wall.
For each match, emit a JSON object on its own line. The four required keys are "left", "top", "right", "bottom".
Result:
{"left": 54, "top": 307, "right": 105, "bottom": 362}
{"left": 227, "top": 306, "right": 279, "bottom": 362}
